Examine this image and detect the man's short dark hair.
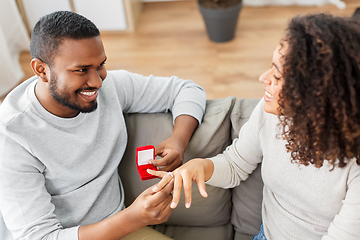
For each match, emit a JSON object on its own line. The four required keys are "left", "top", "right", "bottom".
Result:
{"left": 30, "top": 11, "right": 100, "bottom": 66}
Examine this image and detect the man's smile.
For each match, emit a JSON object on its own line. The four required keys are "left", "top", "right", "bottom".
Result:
{"left": 79, "top": 90, "right": 98, "bottom": 101}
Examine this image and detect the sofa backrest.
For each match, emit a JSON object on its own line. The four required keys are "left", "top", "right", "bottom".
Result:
{"left": 119, "top": 96, "right": 236, "bottom": 227}
{"left": 118, "top": 97, "right": 264, "bottom": 238}
{"left": 230, "top": 98, "right": 263, "bottom": 236}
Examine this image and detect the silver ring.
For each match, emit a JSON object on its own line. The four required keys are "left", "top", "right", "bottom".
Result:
{"left": 167, "top": 171, "right": 174, "bottom": 178}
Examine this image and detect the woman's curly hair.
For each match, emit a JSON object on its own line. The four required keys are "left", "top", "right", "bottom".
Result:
{"left": 278, "top": 14, "right": 360, "bottom": 168}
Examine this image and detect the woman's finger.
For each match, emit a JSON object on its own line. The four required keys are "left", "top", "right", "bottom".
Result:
{"left": 148, "top": 169, "right": 174, "bottom": 193}
{"left": 147, "top": 169, "right": 166, "bottom": 178}
{"left": 170, "top": 171, "right": 183, "bottom": 209}
{"left": 182, "top": 171, "right": 193, "bottom": 208}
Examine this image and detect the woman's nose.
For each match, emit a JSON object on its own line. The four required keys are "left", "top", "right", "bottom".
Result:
{"left": 259, "top": 69, "right": 272, "bottom": 85}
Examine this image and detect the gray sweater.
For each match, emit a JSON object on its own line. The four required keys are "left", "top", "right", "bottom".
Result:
{"left": 0, "top": 70, "right": 206, "bottom": 240}
{"left": 207, "top": 99, "right": 360, "bottom": 240}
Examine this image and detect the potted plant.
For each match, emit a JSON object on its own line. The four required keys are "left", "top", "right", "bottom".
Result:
{"left": 198, "top": 0, "right": 243, "bottom": 43}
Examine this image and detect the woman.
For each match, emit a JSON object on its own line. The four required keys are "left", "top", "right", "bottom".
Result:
{"left": 150, "top": 14, "right": 360, "bottom": 239}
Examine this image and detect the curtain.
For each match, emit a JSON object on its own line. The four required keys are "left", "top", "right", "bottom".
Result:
{"left": 0, "top": 0, "right": 30, "bottom": 97}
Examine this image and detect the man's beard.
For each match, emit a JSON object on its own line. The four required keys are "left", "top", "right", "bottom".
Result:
{"left": 49, "top": 72, "right": 98, "bottom": 113}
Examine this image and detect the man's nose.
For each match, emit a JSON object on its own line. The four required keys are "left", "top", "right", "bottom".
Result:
{"left": 88, "top": 70, "right": 103, "bottom": 89}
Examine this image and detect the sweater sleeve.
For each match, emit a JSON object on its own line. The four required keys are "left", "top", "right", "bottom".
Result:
{"left": 206, "top": 99, "right": 265, "bottom": 188}
{"left": 106, "top": 70, "right": 206, "bottom": 124}
{"left": 322, "top": 161, "right": 360, "bottom": 240}
{"left": 0, "top": 135, "right": 80, "bottom": 240}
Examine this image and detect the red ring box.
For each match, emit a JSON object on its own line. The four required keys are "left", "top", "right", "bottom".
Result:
{"left": 136, "top": 145, "right": 157, "bottom": 181}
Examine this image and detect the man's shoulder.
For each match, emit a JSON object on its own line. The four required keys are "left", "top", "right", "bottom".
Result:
{"left": 102, "top": 70, "right": 132, "bottom": 87}
{"left": 0, "top": 77, "right": 37, "bottom": 126}
{"left": 106, "top": 69, "right": 132, "bottom": 78}
{"left": 102, "top": 70, "right": 146, "bottom": 95}
{"left": 105, "top": 70, "right": 145, "bottom": 82}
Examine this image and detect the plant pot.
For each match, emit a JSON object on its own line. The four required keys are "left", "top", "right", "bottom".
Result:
{"left": 198, "top": 0, "right": 242, "bottom": 43}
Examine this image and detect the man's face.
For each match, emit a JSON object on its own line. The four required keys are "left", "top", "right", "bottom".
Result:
{"left": 48, "top": 68, "right": 98, "bottom": 113}
{"left": 41, "top": 36, "right": 107, "bottom": 118}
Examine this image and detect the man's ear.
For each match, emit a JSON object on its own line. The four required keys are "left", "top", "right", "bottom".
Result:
{"left": 31, "top": 58, "right": 49, "bottom": 82}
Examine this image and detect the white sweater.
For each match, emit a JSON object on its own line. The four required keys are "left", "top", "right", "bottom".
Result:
{"left": 207, "top": 99, "right": 360, "bottom": 240}
{"left": 0, "top": 70, "right": 206, "bottom": 240}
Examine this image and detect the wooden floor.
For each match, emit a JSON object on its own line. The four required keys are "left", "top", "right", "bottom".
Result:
{"left": 16, "top": 0, "right": 359, "bottom": 100}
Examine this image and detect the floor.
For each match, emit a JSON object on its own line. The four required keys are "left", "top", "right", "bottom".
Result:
{"left": 13, "top": 0, "right": 359, "bottom": 101}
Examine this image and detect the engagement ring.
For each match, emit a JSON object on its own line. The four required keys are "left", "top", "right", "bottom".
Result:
{"left": 167, "top": 171, "right": 174, "bottom": 178}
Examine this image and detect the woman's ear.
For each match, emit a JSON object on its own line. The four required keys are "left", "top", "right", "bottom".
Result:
{"left": 31, "top": 58, "right": 49, "bottom": 82}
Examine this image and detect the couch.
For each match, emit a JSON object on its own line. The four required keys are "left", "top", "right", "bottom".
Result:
{"left": 118, "top": 97, "right": 263, "bottom": 240}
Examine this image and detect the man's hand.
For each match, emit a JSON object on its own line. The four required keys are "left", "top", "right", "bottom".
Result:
{"left": 126, "top": 179, "right": 174, "bottom": 226}
{"left": 150, "top": 137, "right": 185, "bottom": 172}
{"left": 148, "top": 115, "right": 199, "bottom": 172}
{"left": 78, "top": 180, "right": 174, "bottom": 240}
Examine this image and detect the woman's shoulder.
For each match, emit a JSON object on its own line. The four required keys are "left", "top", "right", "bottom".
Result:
{"left": 249, "top": 98, "right": 279, "bottom": 129}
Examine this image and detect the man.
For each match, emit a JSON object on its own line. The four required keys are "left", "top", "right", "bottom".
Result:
{"left": 0, "top": 11, "right": 206, "bottom": 240}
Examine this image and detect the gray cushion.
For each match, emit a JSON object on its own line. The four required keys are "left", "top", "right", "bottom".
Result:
{"left": 233, "top": 231, "right": 254, "bottom": 240}
{"left": 230, "top": 98, "right": 263, "bottom": 236}
{"left": 119, "top": 96, "right": 236, "bottom": 227}
{"left": 230, "top": 98, "right": 260, "bottom": 140}
{"left": 152, "top": 222, "right": 234, "bottom": 240}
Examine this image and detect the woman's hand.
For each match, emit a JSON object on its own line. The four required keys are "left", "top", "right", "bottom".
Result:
{"left": 148, "top": 158, "right": 214, "bottom": 209}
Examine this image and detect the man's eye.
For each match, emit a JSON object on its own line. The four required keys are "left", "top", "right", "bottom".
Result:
{"left": 75, "top": 69, "right": 86, "bottom": 73}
